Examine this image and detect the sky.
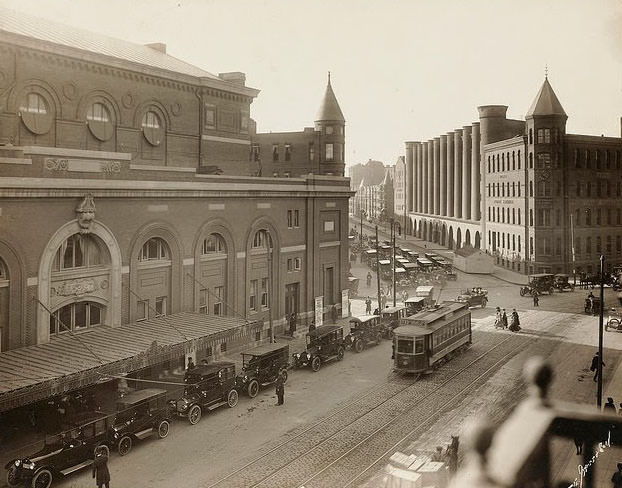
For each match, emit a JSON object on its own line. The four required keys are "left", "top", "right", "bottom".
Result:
{"left": 3, "top": 0, "right": 622, "bottom": 167}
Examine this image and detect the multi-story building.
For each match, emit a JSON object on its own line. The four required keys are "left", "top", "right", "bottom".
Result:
{"left": 351, "top": 163, "right": 394, "bottom": 223}
{"left": 0, "top": 8, "right": 351, "bottom": 413}
{"left": 403, "top": 77, "right": 622, "bottom": 275}
{"left": 250, "top": 74, "right": 346, "bottom": 178}
{"left": 393, "top": 156, "right": 407, "bottom": 230}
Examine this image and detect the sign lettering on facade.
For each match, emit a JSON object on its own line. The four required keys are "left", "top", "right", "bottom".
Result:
{"left": 315, "top": 296, "right": 324, "bottom": 326}
{"left": 341, "top": 289, "right": 349, "bottom": 318}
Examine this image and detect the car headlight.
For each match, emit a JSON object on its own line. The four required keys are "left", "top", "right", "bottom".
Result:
{"left": 14, "top": 460, "right": 21, "bottom": 467}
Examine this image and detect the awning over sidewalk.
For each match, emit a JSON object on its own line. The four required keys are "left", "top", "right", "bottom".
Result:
{"left": 0, "top": 313, "right": 259, "bottom": 412}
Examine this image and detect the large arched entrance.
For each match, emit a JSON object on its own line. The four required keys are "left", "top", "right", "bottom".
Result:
{"left": 456, "top": 228, "right": 462, "bottom": 249}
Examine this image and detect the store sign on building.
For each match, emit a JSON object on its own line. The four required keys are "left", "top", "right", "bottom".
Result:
{"left": 341, "top": 289, "right": 349, "bottom": 318}
{"left": 315, "top": 296, "right": 324, "bottom": 326}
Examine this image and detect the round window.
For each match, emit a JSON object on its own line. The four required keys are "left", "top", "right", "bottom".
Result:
{"left": 19, "top": 92, "right": 53, "bottom": 135}
{"left": 87, "top": 102, "right": 113, "bottom": 141}
{"left": 142, "top": 111, "right": 163, "bottom": 146}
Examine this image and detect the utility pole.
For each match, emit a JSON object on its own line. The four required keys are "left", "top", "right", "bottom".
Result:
{"left": 392, "top": 220, "right": 396, "bottom": 307}
{"left": 598, "top": 255, "right": 604, "bottom": 409}
{"left": 375, "top": 226, "right": 382, "bottom": 315}
{"left": 570, "top": 213, "right": 576, "bottom": 285}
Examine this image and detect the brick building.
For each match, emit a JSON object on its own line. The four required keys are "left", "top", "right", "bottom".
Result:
{"left": 0, "top": 8, "right": 351, "bottom": 412}
{"left": 403, "top": 77, "right": 622, "bottom": 275}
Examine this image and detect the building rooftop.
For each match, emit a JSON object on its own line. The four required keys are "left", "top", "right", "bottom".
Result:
{"left": 526, "top": 77, "right": 566, "bottom": 118}
{"left": 0, "top": 6, "right": 220, "bottom": 80}
{"left": 316, "top": 73, "right": 345, "bottom": 122}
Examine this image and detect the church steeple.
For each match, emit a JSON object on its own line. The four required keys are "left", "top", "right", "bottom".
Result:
{"left": 315, "top": 72, "right": 345, "bottom": 123}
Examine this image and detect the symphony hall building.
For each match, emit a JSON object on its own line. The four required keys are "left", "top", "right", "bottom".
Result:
{"left": 404, "top": 77, "right": 622, "bottom": 275}
{"left": 0, "top": 8, "right": 350, "bottom": 413}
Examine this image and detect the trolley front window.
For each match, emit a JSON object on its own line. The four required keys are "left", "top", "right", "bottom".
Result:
{"left": 414, "top": 338, "right": 424, "bottom": 354}
{"left": 397, "top": 338, "right": 413, "bottom": 354}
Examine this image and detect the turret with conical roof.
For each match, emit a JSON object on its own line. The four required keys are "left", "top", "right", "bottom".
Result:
{"left": 526, "top": 77, "right": 567, "bottom": 119}
{"left": 315, "top": 72, "right": 346, "bottom": 176}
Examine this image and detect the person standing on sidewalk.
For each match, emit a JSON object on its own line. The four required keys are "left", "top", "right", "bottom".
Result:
{"left": 532, "top": 291, "right": 539, "bottom": 307}
{"left": 591, "top": 352, "right": 605, "bottom": 382}
{"left": 365, "top": 297, "right": 372, "bottom": 315}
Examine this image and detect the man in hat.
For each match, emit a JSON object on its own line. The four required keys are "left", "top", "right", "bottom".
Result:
{"left": 590, "top": 352, "right": 605, "bottom": 382}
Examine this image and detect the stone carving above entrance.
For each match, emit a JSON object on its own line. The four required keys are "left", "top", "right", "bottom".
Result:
{"left": 52, "top": 278, "right": 96, "bottom": 297}
{"left": 76, "top": 194, "right": 96, "bottom": 234}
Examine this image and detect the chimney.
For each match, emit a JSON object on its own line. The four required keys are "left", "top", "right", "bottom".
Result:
{"left": 145, "top": 43, "right": 167, "bottom": 54}
{"left": 218, "top": 72, "right": 246, "bottom": 87}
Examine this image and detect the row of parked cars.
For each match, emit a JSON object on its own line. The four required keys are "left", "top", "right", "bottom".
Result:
{"left": 6, "top": 310, "right": 412, "bottom": 488}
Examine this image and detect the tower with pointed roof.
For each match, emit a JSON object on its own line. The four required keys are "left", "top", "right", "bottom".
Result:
{"left": 315, "top": 72, "right": 346, "bottom": 176}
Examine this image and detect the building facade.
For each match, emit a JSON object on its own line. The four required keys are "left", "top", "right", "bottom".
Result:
{"left": 403, "top": 77, "right": 622, "bottom": 275}
{"left": 0, "top": 8, "right": 351, "bottom": 412}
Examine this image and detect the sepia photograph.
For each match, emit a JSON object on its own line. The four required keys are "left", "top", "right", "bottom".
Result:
{"left": 0, "top": 1, "right": 621, "bottom": 487}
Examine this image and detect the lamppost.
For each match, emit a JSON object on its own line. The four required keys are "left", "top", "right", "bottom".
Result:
{"left": 359, "top": 209, "right": 366, "bottom": 247}
{"left": 388, "top": 218, "right": 402, "bottom": 306}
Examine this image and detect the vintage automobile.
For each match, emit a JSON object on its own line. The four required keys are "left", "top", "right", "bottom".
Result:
{"left": 5, "top": 411, "right": 112, "bottom": 488}
{"left": 235, "top": 343, "right": 289, "bottom": 398}
{"left": 553, "top": 274, "right": 575, "bottom": 292}
{"left": 347, "top": 276, "right": 360, "bottom": 298}
{"left": 170, "top": 361, "right": 238, "bottom": 425}
{"left": 292, "top": 325, "right": 345, "bottom": 372}
{"left": 110, "top": 388, "right": 171, "bottom": 456}
{"left": 380, "top": 306, "right": 408, "bottom": 338}
{"left": 519, "top": 273, "right": 555, "bottom": 296}
{"left": 456, "top": 288, "right": 488, "bottom": 308}
{"left": 405, "top": 297, "right": 426, "bottom": 316}
{"left": 584, "top": 294, "right": 602, "bottom": 315}
{"left": 605, "top": 308, "right": 622, "bottom": 331}
{"left": 345, "top": 315, "right": 383, "bottom": 352}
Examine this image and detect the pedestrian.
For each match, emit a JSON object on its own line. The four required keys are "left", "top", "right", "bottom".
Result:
{"left": 501, "top": 309, "right": 508, "bottom": 329}
{"left": 604, "top": 397, "right": 617, "bottom": 414}
{"left": 365, "top": 297, "right": 372, "bottom": 315}
{"left": 92, "top": 445, "right": 111, "bottom": 488}
{"left": 289, "top": 312, "right": 297, "bottom": 336}
{"left": 533, "top": 291, "right": 539, "bottom": 307}
{"left": 509, "top": 308, "right": 521, "bottom": 332}
{"left": 590, "top": 352, "right": 604, "bottom": 382}
{"left": 401, "top": 290, "right": 409, "bottom": 303}
{"left": 186, "top": 358, "right": 195, "bottom": 371}
{"left": 494, "top": 307, "right": 502, "bottom": 329}
{"left": 612, "top": 463, "right": 622, "bottom": 488}
{"left": 308, "top": 320, "right": 316, "bottom": 333}
{"left": 275, "top": 369, "right": 285, "bottom": 406}
{"left": 366, "top": 272, "right": 372, "bottom": 287}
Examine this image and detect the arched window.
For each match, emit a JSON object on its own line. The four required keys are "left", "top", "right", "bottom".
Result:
{"left": 52, "top": 234, "right": 107, "bottom": 271}
{"left": 19, "top": 92, "right": 53, "bottom": 134}
{"left": 87, "top": 102, "right": 113, "bottom": 141}
{"left": 142, "top": 110, "right": 163, "bottom": 146}
{"left": 202, "top": 234, "right": 226, "bottom": 255}
{"left": 529, "top": 129, "right": 533, "bottom": 144}
{"left": 529, "top": 181, "right": 533, "bottom": 197}
{"left": 529, "top": 153, "right": 533, "bottom": 168}
{"left": 50, "top": 301, "right": 103, "bottom": 335}
{"left": 139, "top": 238, "right": 170, "bottom": 261}
{"left": 518, "top": 209, "right": 521, "bottom": 225}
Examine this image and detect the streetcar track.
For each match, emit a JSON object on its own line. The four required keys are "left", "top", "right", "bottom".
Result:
{"left": 207, "top": 333, "right": 513, "bottom": 488}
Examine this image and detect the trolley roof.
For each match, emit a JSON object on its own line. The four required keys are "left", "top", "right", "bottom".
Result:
{"left": 393, "top": 324, "right": 430, "bottom": 337}
{"left": 396, "top": 301, "right": 469, "bottom": 335}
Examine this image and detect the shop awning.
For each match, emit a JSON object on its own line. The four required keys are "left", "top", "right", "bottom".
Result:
{"left": 0, "top": 312, "right": 257, "bottom": 412}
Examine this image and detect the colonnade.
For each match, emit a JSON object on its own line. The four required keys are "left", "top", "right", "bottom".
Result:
{"left": 405, "top": 123, "right": 481, "bottom": 222}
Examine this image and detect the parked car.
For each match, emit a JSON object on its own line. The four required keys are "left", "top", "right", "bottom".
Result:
{"left": 553, "top": 274, "right": 575, "bottom": 292}
{"left": 606, "top": 308, "right": 622, "bottom": 331}
{"left": 110, "top": 388, "right": 171, "bottom": 456}
{"left": 456, "top": 288, "right": 488, "bottom": 308}
{"left": 520, "top": 273, "right": 555, "bottom": 296}
{"left": 345, "top": 315, "right": 383, "bottom": 352}
{"left": 292, "top": 325, "right": 345, "bottom": 372}
{"left": 235, "top": 343, "right": 289, "bottom": 398}
{"left": 405, "top": 297, "right": 426, "bottom": 316}
{"left": 170, "top": 361, "right": 238, "bottom": 425}
{"left": 380, "top": 306, "right": 408, "bottom": 338}
{"left": 5, "top": 411, "right": 112, "bottom": 488}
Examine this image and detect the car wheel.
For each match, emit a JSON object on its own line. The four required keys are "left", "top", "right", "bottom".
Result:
{"left": 247, "top": 379, "right": 260, "bottom": 398}
{"left": 227, "top": 389, "right": 239, "bottom": 408}
{"left": 311, "top": 356, "right": 321, "bottom": 372}
{"left": 354, "top": 339, "right": 364, "bottom": 353}
{"left": 6, "top": 466, "right": 20, "bottom": 487}
{"left": 337, "top": 346, "right": 345, "bottom": 361}
{"left": 606, "top": 322, "right": 610, "bottom": 331}
{"left": 281, "top": 370, "right": 289, "bottom": 383}
{"left": 376, "top": 332, "right": 383, "bottom": 345}
{"left": 157, "top": 420, "right": 170, "bottom": 439}
{"left": 31, "top": 469, "right": 53, "bottom": 488}
{"left": 118, "top": 435, "right": 132, "bottom": 456}
{"left": 481, "top": 299, "right": 487, "bottom": 308}
{"left": 520, "top": 288, "right": 525, "bottom": 297}
{"left": 188, "top": 404, "right": 202, "bottom": 425}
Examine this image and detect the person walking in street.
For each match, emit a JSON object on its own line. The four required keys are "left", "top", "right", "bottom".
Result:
{"left": 509, "top": 308, "right": 521, "bottom": 332}
{"left": 275, "top": 369, "right": 285, "bottom": 406}
{"left": 590, "top": 352, "right": 605, "bottom": 382}
{"left": 532, "top": 291, "right": 539, "bottom": 307}
{"left": 501, "top": 309, "right": 508, "bottom": 329}
{"left": 365, "top": 297, "right": 372, "bottom": 315}
{"left": 612, "top": 463, "right": 622, "bottom": 488}
{"left": 92, "top": 445, "right": 111, "bottom": 488}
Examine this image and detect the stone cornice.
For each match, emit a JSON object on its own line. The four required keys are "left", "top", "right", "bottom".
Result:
{"left": 0, "top": 36, "right": 259, "bottom": 101}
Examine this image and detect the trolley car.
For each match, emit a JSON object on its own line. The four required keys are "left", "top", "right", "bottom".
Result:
{"left": 393, "top": 301, "right": 471, "bottom": 374}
